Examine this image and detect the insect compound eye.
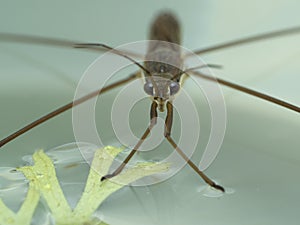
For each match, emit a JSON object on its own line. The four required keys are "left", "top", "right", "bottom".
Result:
{"left": 144, "top": 82, "right": 154, "bottom": 96}
{"left": 169, "top": 81, "right": 180, "bottom": 96}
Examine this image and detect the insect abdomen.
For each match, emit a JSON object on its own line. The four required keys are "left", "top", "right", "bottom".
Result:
{"left": 149, "top": 11, "right": 181, "bottom": 44}
{"left": 145, "top": 12, "right": 183, "bottom": 77}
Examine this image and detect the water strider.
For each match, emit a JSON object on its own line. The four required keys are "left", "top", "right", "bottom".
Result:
{"left": 0, "top": 11, "right": 300, "bottom": 193}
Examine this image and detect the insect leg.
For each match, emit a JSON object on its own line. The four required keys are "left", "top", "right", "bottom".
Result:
{"left": 164, "top": 101, "right": 225, "bottom": 192}
{"left": 185, "top": 25, "right": 300, "bottom": 57}
{"left": 0, "top": 72, "right": 139, "bottom": 148}
{"left": 189, "top": 71, "right": 300, "bottom": 113}
{"left": 101, "top": 101, "right": 158, "bottom": 181}
{"left": 0, "top": 33, "right": 144, "bottom": 59}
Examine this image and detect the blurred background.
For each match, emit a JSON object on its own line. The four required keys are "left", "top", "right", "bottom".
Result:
{"left": 0, "top": 0, "right": 299, "bottom": 224}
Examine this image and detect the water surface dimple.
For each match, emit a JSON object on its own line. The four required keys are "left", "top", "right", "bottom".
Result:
{"left": 0, "top": 167, "right": 27, "bottom": 190}
{"left": 0, "top": 166, "right": 28, "bottom": 212}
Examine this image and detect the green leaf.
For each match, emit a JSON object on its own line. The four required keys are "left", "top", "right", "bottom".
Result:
{"left": 0, "top": 146, "right": 169, "bottom": 225}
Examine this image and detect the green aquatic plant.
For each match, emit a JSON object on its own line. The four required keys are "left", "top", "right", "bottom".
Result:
{"left": 0, "top": 146, "right": 169, "bottom": 225}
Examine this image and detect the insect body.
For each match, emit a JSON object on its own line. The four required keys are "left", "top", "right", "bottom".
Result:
{"left": 144, "top": 12, "right": 182, "bottom": 112}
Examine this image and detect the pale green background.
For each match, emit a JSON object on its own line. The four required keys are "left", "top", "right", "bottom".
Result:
{"left": 0, "top": 0, "right": 299, "bottom": 224}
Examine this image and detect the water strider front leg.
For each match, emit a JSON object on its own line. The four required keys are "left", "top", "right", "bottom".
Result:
{"left": 101, "top": 101, "right": 158, "bottom": 181}
{"left": 164, "top": 101, "right": 225, "bottom": 192}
